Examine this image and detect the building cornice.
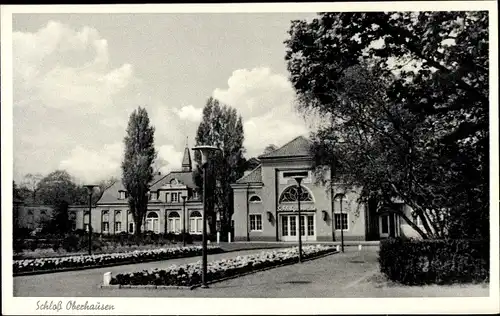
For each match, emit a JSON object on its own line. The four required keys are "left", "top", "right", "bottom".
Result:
{"left": 231, "top": 183, "right": 263, "bottom": 190}
{"left": 259, "top": 156, "right": 313, "bottom": 163}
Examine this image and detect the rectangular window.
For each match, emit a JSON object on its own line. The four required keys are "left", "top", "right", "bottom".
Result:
{"left": 102, "top": 222, "right": 109, "bottom": 233}
{"left": 128, "top": 222, "right": 135, "bottom": 234}
{"left": 189, "top": 218, "right": 196, "bottom": 233}
{"left": 171, "top": 192, "right": 178, "bottom": 202}
{"left": 290, "top": 216, "right": 297, "bottom": 236}
{"left": 115, "top": 222, "right": 121, "bottom": 232}
{"left": 307, "top": 215, "right": 314, "bottom": 236}
{"left": 71, "top": 221, "right": 77, "bottom": 231}
{"left": 150, "top": 192, "right": 157, "bottom": 200}
{"left": 334, "top": 213, "right": 348, "bottom": 230}
{"left": 250, "top": 214, "right": 262, "bottom": 231}
{"left": 282, "top": 216, "right": 288, "bottom": 236}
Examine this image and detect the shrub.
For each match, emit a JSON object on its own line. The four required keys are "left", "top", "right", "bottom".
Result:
{"left": 62, "top": 235, "right": 80, "bottom": 252}
{"left": 379, "top": 238, "right": 489, "bottom": 285}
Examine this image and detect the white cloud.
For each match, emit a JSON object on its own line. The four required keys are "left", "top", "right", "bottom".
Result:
{"left": 59, "top": 142, "right": 124, "bottom": 184}
{"left": 213, "top": 67, "right": 295, "bottom": 119}
{"left": 157, "top": 145, "right": 184, "bottom": 174}
{"left": 213, "top": 67, "right": 310, "bottom": 157}
{"left": 244, "top": 113, "right": 309, "bottom": 158}
{"left": 13, "top": 20, "right": 135, "bottom": 112}
{"left": 173, "top": 105, "right": 203, "bottom": 122}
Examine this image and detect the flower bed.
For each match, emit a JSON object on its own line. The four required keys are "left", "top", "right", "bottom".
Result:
{"left": 110, "top": 245, "right": 336, "bottom": 287}
{"left": 13, "top": 245, "right": 224, "bottom": 275}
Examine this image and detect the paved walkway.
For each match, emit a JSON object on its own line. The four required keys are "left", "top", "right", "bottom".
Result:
{"left": 14, "top": 247, "right": 488, "bottom": 298}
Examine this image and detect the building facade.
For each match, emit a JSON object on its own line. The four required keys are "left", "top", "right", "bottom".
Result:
{"left": 15, "top": 146, "right": 205, "bottom": 236}
{"left": 231, "top": 136, "right": 425, "bottom": 242}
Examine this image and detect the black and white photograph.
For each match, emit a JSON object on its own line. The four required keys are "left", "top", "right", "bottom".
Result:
{"left": 1, "top": 1, "right": 499, "bottom": 315}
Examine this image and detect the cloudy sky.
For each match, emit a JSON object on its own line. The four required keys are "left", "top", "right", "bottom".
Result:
{"left": 12, "top": 12, "right": 319, "bottom": 184}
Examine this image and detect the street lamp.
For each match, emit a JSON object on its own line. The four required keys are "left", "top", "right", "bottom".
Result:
{"left": 181, "top": 193, "right": 187, "bottom": 247}
{"left": 83, "top": 184, "right": 99, "bottom": 256}
{"left": 293, "top": 175, "right": 307, "bottom": 263}
{"left": 192, "top": 145, "right": 220, "bottom": 289}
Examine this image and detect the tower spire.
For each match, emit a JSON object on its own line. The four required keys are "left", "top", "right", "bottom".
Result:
{"left": 181, "top": 140, "right": 192, "bottom": 172}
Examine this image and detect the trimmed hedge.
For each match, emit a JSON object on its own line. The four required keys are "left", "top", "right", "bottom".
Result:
{"left": 379, "top": 238, "right": 489, "bottom": 285}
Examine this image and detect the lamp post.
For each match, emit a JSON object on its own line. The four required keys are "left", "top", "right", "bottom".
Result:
{"left": 192, "top": 145, "right": 220, "bottom": 289}
{"left": 335, "top": 193, "right": 345, "bottom": 253}
{"left": 83, "top": 184, "right": 99, "bottom": 256}
{"left": 181, "top": 194, "right": 187, "bottom": 247}
{"left": 293, "top": 175, "right": 306, "bottom": 263}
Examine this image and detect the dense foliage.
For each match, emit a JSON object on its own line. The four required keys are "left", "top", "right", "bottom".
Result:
{"left": 121, "top": 107, "right": 157, "bottom": 236}
{"left": 379, "top": 238, "right": 489, "bottom": 285}
{"left": 193, "top": 97, "right": 246, "bottom": 236}
{"left": 285, "top": 12, "right": 489, "bottom": 239}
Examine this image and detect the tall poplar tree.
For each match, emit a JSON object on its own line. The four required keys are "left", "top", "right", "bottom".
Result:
{"left": 193, "top": 97, "right": 246, "bottom": 236}
{"left": 121, "top": 107, "right": 157, "bottom": 236}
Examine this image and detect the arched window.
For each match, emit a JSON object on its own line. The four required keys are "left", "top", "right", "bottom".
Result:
{"left": 189, "top": 211, "right": 202, "bottom": 234}
{"left": 146, "top": 211, "right": 159, "bottom": 233}
{"left": 279, "top": 185, "right": 313, "bottom": 203}
{"left": 147, "top": 212, "right": 159, "bottom": 218}
{"left": 101, "top": 210, "right": 110, "bottom": 233}
{"left": 249, "top": 195, "right": 262, "bottom": 203}
{"left": 167, "top": 211, "right": 181, "bottom": 233}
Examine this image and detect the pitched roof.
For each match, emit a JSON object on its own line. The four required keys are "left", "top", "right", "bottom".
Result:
{"left": 149, "top": 171, "right": 197, "bottom": 191}
{"left": 236, "top": 165, "right": 262, "bottom": 184}
{"left": 258, "top": 136, "right": 313, "bottom": 159}
{"left": 97, "top": 172, "right": 196, "bottom": 204}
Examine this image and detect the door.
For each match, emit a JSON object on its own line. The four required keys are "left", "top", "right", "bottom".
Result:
{"left": 281, "top": 214, "right": 316, "bottom": 241}
{"left": 379, "top": 213, "right": 397, "bottom": 238}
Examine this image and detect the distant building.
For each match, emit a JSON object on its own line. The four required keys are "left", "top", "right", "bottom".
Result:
{"left": 231, "top": 136, "right": 425, "bottom": 242}
{"left": 15, "top": 146, "right": 204, "bottom": 235}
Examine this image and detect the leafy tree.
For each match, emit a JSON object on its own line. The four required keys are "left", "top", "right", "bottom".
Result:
{"left": 36, "top": 170, "right": 85, "bottom": 234}
{"left": 193, "top": 97, "right": 246, "bottom": 236}
{"left": 263, "top": 144, "right": 278, "bottom": 155}
{"left": 285, "top": 12, "right": 488, "bottom": 239}
{"left": 121, "top": 107, "right": 157, "bottom": 236}
{"left": 19, "top": 173, "right": 43, "bottom": 204}
{"left": 244, "top": 157, "right": 261, "bottom": 171}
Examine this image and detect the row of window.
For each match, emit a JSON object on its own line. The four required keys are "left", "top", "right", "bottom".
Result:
{"left": 82, "top": 210, "right": 203, "bottom": 234}
{"left": 118, "top": 190, "right": 199, "bottom": 202}
{"left": 248, "top": 213, "right": 349, "bottom": 232}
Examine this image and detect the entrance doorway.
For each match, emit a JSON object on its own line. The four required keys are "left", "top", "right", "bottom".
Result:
{"left": 280, "top": 214, "right": 316, "bottom": 241}
{"left": 379, "top": 213, "right": 399, "bottom": 238}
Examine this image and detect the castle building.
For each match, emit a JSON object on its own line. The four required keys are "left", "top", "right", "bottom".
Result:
{"left": 15, "top": 146, "right": 204, "bottom": 236}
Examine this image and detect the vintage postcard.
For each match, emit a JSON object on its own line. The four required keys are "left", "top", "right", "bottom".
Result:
{"left": 1, "top": 1, "right": 499, "bottom": 315}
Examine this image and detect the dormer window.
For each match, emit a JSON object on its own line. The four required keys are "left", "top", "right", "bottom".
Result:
{"left": 171, "top": 192, "right": 178, "bottom": 202}
{"left": 119, "top": 190, "right": 127, "bottom": 200}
